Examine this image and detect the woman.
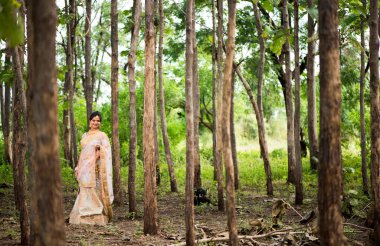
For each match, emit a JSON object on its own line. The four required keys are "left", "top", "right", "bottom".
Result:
{"left": 69, "top": 111, "right": 113, "bottom": 225}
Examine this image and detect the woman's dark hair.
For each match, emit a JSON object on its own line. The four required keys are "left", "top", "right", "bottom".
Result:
{"left": 89, "top": 111, "right": 102, "bottom": 122}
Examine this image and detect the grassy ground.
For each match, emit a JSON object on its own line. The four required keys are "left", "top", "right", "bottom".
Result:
{"left": 0, "top": 149, "right": 374, "bottom": 245}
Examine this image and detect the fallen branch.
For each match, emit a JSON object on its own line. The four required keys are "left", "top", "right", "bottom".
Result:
{"left": 343, "top": 222, "right": 373, "bottom": 231}
{"left": 168, "top": 227, "right": 307, "bottom": 246}
{"left": 280, "top": 199, "right": 303, "bottom": 219}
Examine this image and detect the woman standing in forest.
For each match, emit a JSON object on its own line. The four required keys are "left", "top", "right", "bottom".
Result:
{"left": 69, "top": 111, "right": 113, "bottom": 225}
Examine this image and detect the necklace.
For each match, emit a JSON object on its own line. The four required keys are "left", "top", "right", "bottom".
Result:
{"left": 88, "top": 130, "right": 99, "bottom": 135}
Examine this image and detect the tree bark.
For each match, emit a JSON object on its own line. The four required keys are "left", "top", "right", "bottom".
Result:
{"left": 128, "top": 0, "right": 142, "bottom": 213}
{"left": 222, "top": 0, "right": 238, "bottom": 244}
{"left": 235, "top": 67, "right": 273, "bottom": 196}
{"left": 318, "top": 0, "right": 345, "bottom": 244}
{"left": 84, "top": 0, "right": 93, "bottom": 121}
{"left": 143, "top": 0, "right": 158, "bottom": 235}
{"left": 293, "top": 0, "right": 303, "bottom": 205}
{"left": 230, "top": 71, "right": 239, "bottom": 190}
{"left": 111, "top": 0, "right": 122, "bottom": 205}
{"left": 360, "top": 0, "right": 369, "bottom": 196}
{"left": 185, "top": 0, "right": 195, "bottom": 244}
{"left": 369, "top": 0, "right": 380, "bottom": 243}
{"left": 216, "top": 0, "right": 225, "bottom": 212}
{"left": 192, "top": 5, "right": 201, "bottom": 189}
{"left": 11, "top": 46, "right": 30, "bottom": 246}
{"left": 307, "top": 0, "right": 319, "bottom": 170}
{"left": 282, "top": 0, "right": 296, "bottom": 185}
{"left": 28, "top": 1, "right": 65, "bottom": 244}
{"left": 158, "top": 0, "right": 178, "bottom": 192}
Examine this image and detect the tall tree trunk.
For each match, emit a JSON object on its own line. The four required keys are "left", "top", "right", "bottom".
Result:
{"left": 223, "top": 0, "right": 238, "bottom": 244}
{"left": 307, "top": 0, "right": 319, "bottom": 170}
{"left": 293, "top": 0, "right": 303, "bottom": 205}
{"left": 11, "top": 46, "right": 30, "bottom": 246}
{"left": 318, "top": 0, "right": 344, "bottom": 244}
{"left": 185, "top": 0, "right": 195, "bottom": 244}
{"left": 282, "top": 0, "right": 296, "bottom": 185}
{"left": 2, "top": 53, "right": 11, "bottom": 164}
{"left": 192, "top": 4, "right": 201, "bottom": 189}
{"left": 143, "top": 0, "right": 158, "bottom": 235}
{"left": 128, "top": 0, "right": 142, "bottom": 213}
{"left": 212, "top": 0, "right": 218, "bottom": 182}
{"left": 251, "top": 2, "right": 273, "bottom": 196}
{"left": 230, "top": 71, "right": 239, "bottom": 190}
{"left": 216, "top": 0, "right": 225, "bottom": 212}
{"left": 158, "top": 0, "right": 178, "bottom": 192}
{"left": 63, "top": 0, "right": 72, "bottom": 167}
{"left": 360, "top": 0, "right": 369, "bottom": 196}
{"left": 28, "top": 1, "right": 65, "bottom": 244}
{"left": 369, "top": 0, "right": 380, "bottom": 242}
{"left": 84, "top": 0, "right": 93, "bottom": 121}
{"left": 236, "top": 67, "right": 273, "bottom": 195}
{"left": 69, "top": 0, "right": 78, "bottom": 167}
{"left": 111, "top": 0, "right": 122, "bottom": 205}
{"left": 154, "top": 79, "right": 160, "bottom": 186}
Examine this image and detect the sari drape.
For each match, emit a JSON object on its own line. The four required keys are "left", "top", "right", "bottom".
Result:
{"left": 69, "top": 131, "right": 113, "bottom": 225}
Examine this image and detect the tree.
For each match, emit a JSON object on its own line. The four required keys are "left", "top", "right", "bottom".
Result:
{"left": 128, "top": 0, "right": 142, "bottom": 213}
{"left": 185, "top": 0, "right": 196, "bottom": 243}
{"left": 11, "top": 45, "right": 30, "bottom": 245}
{"left": 111, "top": 0, "right": 122, "bottom": 205}
{"left": 192, "top": 2, "right": 201, "bottom": 189}
{"left": 212, "top": 0, "right": 217, "bottom": 182}
{"left": 158, "top": 0, "right": 178, "bottom": 192}
{"left": 282, "top": 0, "right": 296, "bottom": 184}
{"left": 369, "top": 0, "right": 380, "bottom": 242}
{"left": 216, "top": 0, "right": 225, "bottom": 212}
{"left": 293, "top": 0, "right": 303, "bottom": 205}
{"left": 1, "top": 52, "right": 11, "bottom": 164}
{"left": 28, "top": 0, "right": 65, "bottom": 244}
{"left": 307, "top": 0, "right": 319, "bottom": 170}
{"left": 360, "top": 0, "right": 369, "bottom": 196}
{"left": 222, "top": 0, "right": 238, "bottom": 243}
{"left": 143, "top": 0, "right": 158, "bottom": 235}
{"left": 318, "top": 0, "right": 345, "bottom": 244}
{"left": 230, "top": 71, "right": 239, "bottom": 190}
{"left": 84, "top": 0, "right": 93, "bottom": 121}
{"left": 251, "top": 1, "right": 273, "bottom": 196}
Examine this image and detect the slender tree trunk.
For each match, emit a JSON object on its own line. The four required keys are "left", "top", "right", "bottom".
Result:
{"left": 369, "top": 0, "right": 380, "bottom": 242}
{"left": 230, "top": 71, "right": 239, "bottom": 190}
{"left": 2, "top": 53, "right": 11, "bottom": 164}
{"left": 84, "top": 0, "right": 92, "bottom": 121}
{"left": 143, "top": 0, "right": 158, "bottom": 235}
{"left": 158, "top": 0, "right": 178, "bottom": 192}
{"left": 282, "top": 0, "right": 296, "bottom": 185}
{"left": 212, "top": 0, "right": 218, "bottom": 182}
{"left": 69, "top": 0, "right": 78, "bottom": 167}
{"left": 222, "top": 0, "right": 238, "bottom": 244}
{"left": 293, "top": 0, "right": 303, "bottom": 205}
{"left": 185, "top": 0, "right": 195, "bottom": 244}
{"left": 318, "top": 0, "right": 344, "bottom": 244}
{"left": 192, "top": 4, "right": 201, "bottom": 189}
{"left": 235, "top": 67, "right": 273, "bottom": 195}
{"left": 251, "top": 2, "right": 273, "bottom": 196}
{"left": 28, "top": 1, "right": 65, "bottom": 244}
{"left": 360, "top": 0, "right": 369, "bottom": 196}
{"left": 11, "top": 46, "right": 30, "bottom": 246}
{"left": 111, "top": 0, "right": 122, "bottom": 205}
{"left": 128, "top": 0, "right": 142, "bottom": 213}
{"left": 307, "top": 0, "right": 319, "bottom": 170}
{"left": 216, "top": 0, "right": 225, "bottom": 212}
{"left": 154, "top": 80, "right": 160, "bottom": 186}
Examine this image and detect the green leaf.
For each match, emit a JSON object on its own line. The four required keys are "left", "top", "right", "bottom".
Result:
{"left": 261, "top": 0, "right": 274, "bottom": 12}
{"left": 0, "top": 0, "right": 24, "bottom": 46}
{"left": 307, "top": 7, "right": 318, "bottom": 20}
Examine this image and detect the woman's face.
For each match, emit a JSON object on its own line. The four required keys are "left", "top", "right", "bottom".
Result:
{"left": 89, "top": 115, "right": 101, "bottom": 130}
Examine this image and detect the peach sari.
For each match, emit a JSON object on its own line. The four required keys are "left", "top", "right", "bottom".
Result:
{"left": 69, "top": 131, "right": 113, "bottom": 225}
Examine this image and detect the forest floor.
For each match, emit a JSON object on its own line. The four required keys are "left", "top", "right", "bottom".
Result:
{"left": 0, "top": 181, "right": 375, "bottom": 245}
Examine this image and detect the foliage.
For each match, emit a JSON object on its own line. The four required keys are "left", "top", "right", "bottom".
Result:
{"left": 0, "top": 0, "right": 24, "bottom": 46}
